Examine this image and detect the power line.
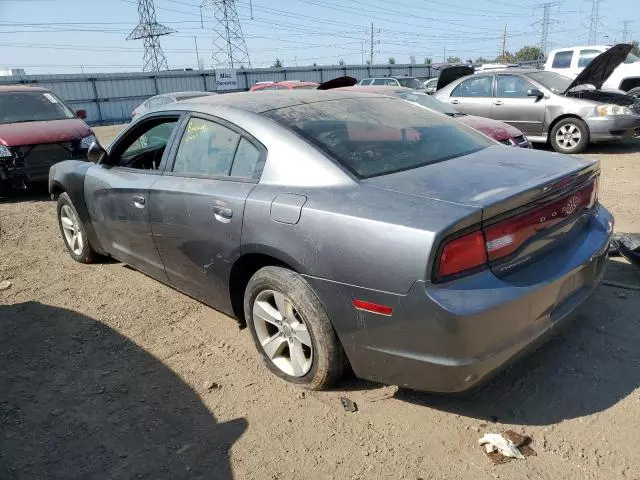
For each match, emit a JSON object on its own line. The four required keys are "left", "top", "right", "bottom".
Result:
{"left": 126, "top": 0, "right": 175, "bottom": 71}
{"left": 587, "top": 0, "right": 602, "bottom": 45}
{"left": 201, "top": 0, "right": 251, "bottom": 67}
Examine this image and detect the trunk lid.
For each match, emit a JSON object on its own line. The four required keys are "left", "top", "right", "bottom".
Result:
{"left": 564, "top": 43, "right": 633, "bottom": 93}
{"left": 364, "top": 146, "right": 599, "bottom": 277}
{"left": 436, "top": 65, "right": 474, "bottom": 91}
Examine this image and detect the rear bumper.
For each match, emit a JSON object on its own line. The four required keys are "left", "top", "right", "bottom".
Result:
{"left": 586, "top": 115, "right": 640, "bottom": 142}
{"left": 306, "top": 205, "right": 614, "bottom": 393}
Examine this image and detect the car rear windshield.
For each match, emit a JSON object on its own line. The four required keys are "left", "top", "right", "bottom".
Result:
{"left": 0, "top": 91, "right": 75, "bottom": 125}
{"left": 262, "top": 97, "right": 491, "bottom": 178}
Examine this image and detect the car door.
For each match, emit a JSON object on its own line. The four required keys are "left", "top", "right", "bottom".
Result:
{"left": 149, "top": 114, "right": 266, "bottom": 314}
{"left": 447, "top": 75, "right": 494, "bottom": 117}
{"left": 84, "top": 113, "right": 183, "bottom": 281}
{"left": 491, "top": 74, "right": 546, "bottom": 136}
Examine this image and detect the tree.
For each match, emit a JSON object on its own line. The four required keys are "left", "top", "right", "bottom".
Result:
{"left": 271, "top": 58, "right": 283, "bottom": 68}
{"left": 446, "top": 56, "right": 461, "bottom": 64}
{"left": 475, "top": 56, "right": 489, "bottom": 64}
{"left": 514, "top": 45, "right": 542, "bottom": 62}
{"left": 495, "top": 51, "right": 515, "bottom": 63}
{"left": 338, "top": 58, "right": 345, "bottom": 66}
{"left": 388, "top": 57, "right": 396, "bottom": 64}
{"left": 409, "top": 55, "right": 416, "bottom": 64}
{"left": 631, "top": 40, "right": 640, "bottom": 57}
{"left": 424, "top": 57, "right": 432, "bottom": 65}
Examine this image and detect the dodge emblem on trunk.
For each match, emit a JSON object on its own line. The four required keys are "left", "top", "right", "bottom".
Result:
{"left": 563, "top": 194, "right": 581, "bottom": 215}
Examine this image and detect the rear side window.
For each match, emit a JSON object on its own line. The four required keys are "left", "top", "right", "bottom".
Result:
{"left": 230, "top": 138, "right": 261, "bottom": 178}
{"left": 451, "top": 76, "right": 493, "bottom": 97}
{"left": 262, "top": 97, "right": 491, "bottom": 179}
{"left": 552, "top": 50, "right": 573, "bottom": 68}
{"left": 359, "top": 79, "right": 373, "bottom": 85}
{"left": 173, "top": 118, "right": 240, "bottom": 176}
{"left": 578, "top": 49, "right": 601, "bottom": 67}
{"left": 372, "top": 78, "right": 395, "bottom": 86}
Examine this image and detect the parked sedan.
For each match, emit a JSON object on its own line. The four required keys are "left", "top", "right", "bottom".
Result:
{"left": 49, "top": 91, "right": 612, "bottom": 393}
{"left": 434, "top": 44, "right": 640, "bottom": 153}
{"left": 0, "top": 85, "right": 95, "bottom": 193}
{"left": 131, "top": 91, "right": 216, "bottom": 118}
{"left": 332, "top": 85, "right": 530, "bottom": 147}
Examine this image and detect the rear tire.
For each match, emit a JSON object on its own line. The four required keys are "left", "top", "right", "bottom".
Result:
{"left": 244, "top": 266, "right": 345, "bottom": 390}
{"left": 550, "top": 117, "right": 590, "bottom": 154}
{"left": 56, "top": 192, "right": 95, "bottom": 264}
{"left": 627, "top": 86, "right": 640, "bottom": 99}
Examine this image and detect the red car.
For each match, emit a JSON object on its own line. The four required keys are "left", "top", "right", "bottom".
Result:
{"left": 331, "top": 85, "right": 531, "bottom": 147}
{"left": 249, "top": 81, "right": 319, "bottom": 91}
{"left": 0, "top": 86, "right": 94, "bottom": 192}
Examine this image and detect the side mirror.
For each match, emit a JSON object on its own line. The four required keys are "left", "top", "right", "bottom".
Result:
{"left": 527, "top": 89, "right": 544, "bottom": 98}
{"left": 87, "top": 141, "right": 107, "bottom": 164}
{"left": 75, "top": 109, "right": 87, "bottom": 119}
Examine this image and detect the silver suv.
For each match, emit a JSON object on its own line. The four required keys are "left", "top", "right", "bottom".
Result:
{"left": 358, "top": 77, "right": 424, "bottom": 90}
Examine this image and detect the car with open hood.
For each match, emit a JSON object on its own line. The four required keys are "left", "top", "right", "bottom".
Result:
{"left": 0, "top": 85, "right": 95, "bottom": 192}
{"left": 49, "top": 90, "right": 612, "bottom": 393}
{"left": 434, "top": 44, "right": 640, "bottom": 153}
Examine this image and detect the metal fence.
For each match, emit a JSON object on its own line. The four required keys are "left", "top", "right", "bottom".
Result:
{"left": 0, "top": 64, "right": 436, "bottom": 126}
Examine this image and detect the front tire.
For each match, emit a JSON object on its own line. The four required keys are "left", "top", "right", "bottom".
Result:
{"left": 550, "top": 117, "right": 589, "bottom": 154}
{"left": 244, "top": 266, "right": 345, "bottom": 390}
{"left": 56, "top": 192, "right": 95, "bottom": 264}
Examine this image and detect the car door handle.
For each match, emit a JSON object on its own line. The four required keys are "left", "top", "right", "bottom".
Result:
{"left": 493, "top": 100, "right": 503, "bottom": 106}
{"left": 132, "top": 195, "right": 145, "bottom": 208}
{"left": 450, "top": 99, "right": 459, "bottom": 104}
{"left": 211, "top": 205, "right": 233, "bottom": 223}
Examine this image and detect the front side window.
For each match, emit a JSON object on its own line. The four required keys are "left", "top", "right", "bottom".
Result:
{"left": 578, "top": 49, "right": 602, "bottom": 68}
{"left": 262, "top": 97, "right": 491, "bottom": 179}
{"left": 116, "top": 119, "right": 178, "bottom": 169}
{"left": 552, "top": 50, "right": 573, "bottom": 68}
{"left": 173, "top": 118, "right": 240, "bottom": 176}
{"left": 451, "top": 76, "right": 493, "bottom": 97}
{"left": 496, "top": 75, "right": 537, "bottom": 98}
{"left": 0, "top": 91, "right": 75, "bottom": 125}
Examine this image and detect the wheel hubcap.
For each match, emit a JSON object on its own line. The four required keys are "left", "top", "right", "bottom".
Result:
{"left": 556, "top": 124, "right": 581, "bottom": 150}
{"left": 252, "top": 290, "right": 313, "bottom": 377}
{"left": 60, "top": 205, "right": 83, "bottom": 256}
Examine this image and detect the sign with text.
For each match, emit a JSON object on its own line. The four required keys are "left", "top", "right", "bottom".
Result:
{"left": 215, "top": 69, "right": 238, "bottom": 91}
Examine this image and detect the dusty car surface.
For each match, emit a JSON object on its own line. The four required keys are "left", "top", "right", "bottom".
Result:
{"left": 249, "top": 81, "right": 319, "bottom": 91}
{"left": 49, "top": 90, "right": 613, "bottom": 393}
{"left": 0, "top": 85, "right": 94, "bottom": 193}
{"left": 434, "top": 44, "right": 640, "bottom": 153}
{"left": 333, "top": 85, "right": 531, "bottom": 147}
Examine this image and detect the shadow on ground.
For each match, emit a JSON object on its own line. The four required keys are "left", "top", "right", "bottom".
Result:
{"left": 0, "top": 188, "right": 49, "bottom": 204}
{"left": 0, "top": 302, "right": 247, "bottom": 479}
{"left": 395, "top": 258, "right": 640, "bottom": 426}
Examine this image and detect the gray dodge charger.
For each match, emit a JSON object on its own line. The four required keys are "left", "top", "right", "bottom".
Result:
{"left": 49, "top": 91, "right": 613, "bottom": 393}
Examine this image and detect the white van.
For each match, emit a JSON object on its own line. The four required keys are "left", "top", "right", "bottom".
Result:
{"left": 544, "top": 45, "right": 640, "bottom": 97}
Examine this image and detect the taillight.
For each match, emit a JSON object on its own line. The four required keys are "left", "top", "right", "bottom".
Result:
{"left": 484, "top": 180, "right": 595, "bottom": 261}
{"left": 437, "top": 230, "right": 487, "bottom": 277}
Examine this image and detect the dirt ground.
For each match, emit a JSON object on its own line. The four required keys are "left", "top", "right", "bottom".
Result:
{"left": 1, "top": 127, "right": 640, "bottom": 479}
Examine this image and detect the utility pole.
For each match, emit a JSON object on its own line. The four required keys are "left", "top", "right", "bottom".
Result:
{"left": 500, "top": 25, "right": 507, "bottom": 62}
{"left": 361, "top": 41, "right": 364, "bottom": 65}
{"left": 201, "top": 0, "right": 251, "bottom": 68}
{"left": 370, "top": 22, "right": 374, "bottom": 65}
{"left": 588, "top": 0, "right": 602, "bottom": 45}
{"left": 194, "top": 36, "right": 202, "bottom": 69}
{"left": 443, "top": 46, "right": 446, "bottom": 63}
{"left": 622, "top": 20, "right": 633, "bottom": 43}
{"left": 126, "top": 0, "right": 175, "bottom": 71}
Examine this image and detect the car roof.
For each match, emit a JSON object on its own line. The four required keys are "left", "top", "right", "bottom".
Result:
{"left": 0, "top": 85, "right": 50, "bottom": 93}
{"left": 362, "top": 77, "right": 416, "bottom": 80}
{"left": 474, "top": 68, "right": 541, "bottom": 75}
{"left": 170, "top": 91, "right": 215, "bottom": 99}
{"left": 334, "top": 85, "right": 413, "bottom": 95}
{"left": 178, "top": 90, "right": 390, "bottom": 113}
{"left": 549, "top": 45, "right": 610, "bottom": 52}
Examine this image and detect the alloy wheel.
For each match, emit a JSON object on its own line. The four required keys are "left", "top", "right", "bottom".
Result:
{"left": 252, "top": 290, "right": 313, "bottom": 377}
{"left": 60, "top": 205, "right": 84, "bottom": 256}
{"left": 555, "top": 123, "right": 582, "bottom": 150}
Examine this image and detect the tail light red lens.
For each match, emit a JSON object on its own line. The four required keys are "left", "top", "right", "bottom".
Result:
{"left": 436, "top": 178, "right": 598, "bottom": 280}
{"left": 437, "top": 230, "right": 487, "bottom": 277}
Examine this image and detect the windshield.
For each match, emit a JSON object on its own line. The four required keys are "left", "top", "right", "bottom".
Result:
{"left": 0, "top": 91, "right": 75, "bottom": 125}
{"left": 625, "top": 52, "right": 640, "bottom": 64}
{"left": 397, "top": 92, "right": 459, "bottom": 115}
{"left": 396, "top": 78, "right": 424, "bottom": 90}
{"left": 262, "top": 97, "right": 490, "bottom": 179}
{"left": 525, "top": 71, "right": 573, "bottom": 94}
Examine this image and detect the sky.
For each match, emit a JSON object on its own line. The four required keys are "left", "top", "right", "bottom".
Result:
{"left": 0, "top": 0, "right": 638, "bottom": 74}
